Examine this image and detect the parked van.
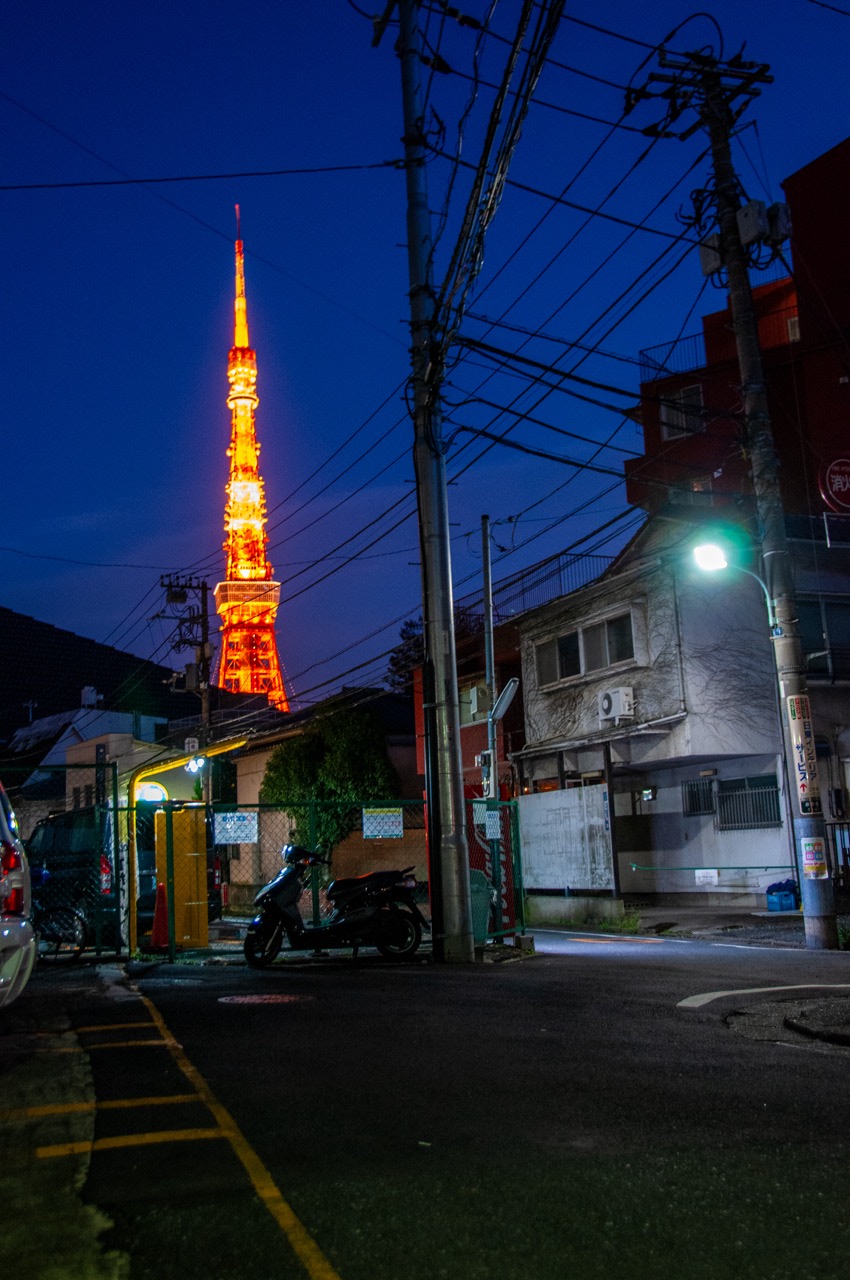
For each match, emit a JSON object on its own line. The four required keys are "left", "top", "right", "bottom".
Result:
{"left": 25, "top": 806, "right": 121, "bottom": 950}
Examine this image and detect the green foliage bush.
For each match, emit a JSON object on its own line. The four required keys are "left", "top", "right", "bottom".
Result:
{"left": 260, "top": 705, "right": 401, "bottom": 855}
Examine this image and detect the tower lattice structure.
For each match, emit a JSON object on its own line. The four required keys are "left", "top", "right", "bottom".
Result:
{"left": 214, "top": 219, "right": 289, "bottom": 710}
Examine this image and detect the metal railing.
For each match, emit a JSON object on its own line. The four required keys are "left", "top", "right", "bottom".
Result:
{"left": 826, "top": 821, "right": 850, "bottom": 890}
{"left": 715, "top": 785, "right": 782, "bottom": 831}
{"left": 457, "top": 552, "right": 614, "bottom": 623}
{"left": 639, "top": 332, "right": 705, "bottom": 382}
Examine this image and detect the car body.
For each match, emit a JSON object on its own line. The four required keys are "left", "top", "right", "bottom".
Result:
{"left": 0, "top": 782, "right": 36, "bottom": 1009}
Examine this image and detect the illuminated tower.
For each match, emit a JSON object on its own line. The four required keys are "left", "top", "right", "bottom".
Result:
{"left": 214, "top": 212, "right": 289, "bottom": 710}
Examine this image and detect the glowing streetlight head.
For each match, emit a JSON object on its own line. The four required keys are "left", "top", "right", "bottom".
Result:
{"left": 693, "top": 543, "right": 729, "bottom": 572}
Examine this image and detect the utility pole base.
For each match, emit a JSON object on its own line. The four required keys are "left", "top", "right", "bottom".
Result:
{"left": 441, "top": 934, "right": 475, "bottom": 964}
{"left": 804, "top": 916, "right": 840, "bottom": 951}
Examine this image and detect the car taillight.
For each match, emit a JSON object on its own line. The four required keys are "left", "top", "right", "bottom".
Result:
{"left": 1, "top": 841, "right": 25, "bottom": 915}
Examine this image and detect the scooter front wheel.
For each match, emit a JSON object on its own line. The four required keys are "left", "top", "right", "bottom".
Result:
{"left": 375, "top": 907, "right": 422, "bottom": 960}
{"left": 244, "top": 917, "right": 284, "bottom": 968}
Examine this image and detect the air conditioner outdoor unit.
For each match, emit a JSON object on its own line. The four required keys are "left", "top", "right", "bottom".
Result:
{"left": 598, "top": 687, "right": 634, "bottom": 722}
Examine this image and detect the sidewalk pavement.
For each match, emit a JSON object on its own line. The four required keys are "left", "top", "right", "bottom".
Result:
{"left": 206, "top": 904, "right": 824, "bottom": 952}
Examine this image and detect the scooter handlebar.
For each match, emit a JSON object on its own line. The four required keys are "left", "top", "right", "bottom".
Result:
{"left": 281, "top": 844, "right": 329, "bottom": 868}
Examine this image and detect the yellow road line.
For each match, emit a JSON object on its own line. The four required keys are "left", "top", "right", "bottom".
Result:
{"left": 37, "top": 1128, "right": 224, "bottom": 1158}
{"left": 84, "top": 1039, "right": 171, "bottom": 1050}
{"left": 141, "top": 994, "right": 344, "bottom": 1280}
{"left": 1, "top": 1093, "right": 199, "bottom": 1123}
{"left": 99, "top": 1093, "right": 199, "bottom": 1110}
{"left": 75, "top": 1022, "right": 154, "bottom": 1033}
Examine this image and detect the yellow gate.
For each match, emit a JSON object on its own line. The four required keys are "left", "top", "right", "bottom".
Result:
{"left": 154, "top": 807, "right": 209, "bottom": 949}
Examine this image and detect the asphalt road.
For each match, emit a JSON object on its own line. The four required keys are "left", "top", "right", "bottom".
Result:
{"left": 4, "top": 934, "right": 850, "bottom": 1280}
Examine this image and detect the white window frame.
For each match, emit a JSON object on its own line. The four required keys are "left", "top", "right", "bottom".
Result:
{"left": 535, "top": 611, "right": 635, "bottom": 687}
{"left": 660, "top": 383, "right": 704, "bottom": 439}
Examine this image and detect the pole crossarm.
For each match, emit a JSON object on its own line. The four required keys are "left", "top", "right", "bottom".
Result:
{"left": 624, "top": 50, "right": 773, "bottom": 141}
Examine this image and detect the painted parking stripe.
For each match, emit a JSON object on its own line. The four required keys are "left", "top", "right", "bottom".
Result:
{"left": 0, "top": 1093, "right": 197, "bottom": 1123}
{"left": 678, "top": 983, "right": 850, "bottom": 1009}
{"left": 24, "top": 997, "right": 345, "bottom": 1280}
{"left": 37, "top": 1128, "right": 224, "bottom": 1158}
{"left": 76, "top": 1021, "right": 154, "bottom": 1032}
{"left": 140, "top": 995, "right": 344, "bottom": 1280}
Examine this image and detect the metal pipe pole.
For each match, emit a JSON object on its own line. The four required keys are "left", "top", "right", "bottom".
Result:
{"left": 482, "top": 515, "right": 496, "bottom": 768}
{"left": 703, "top": 70, "right": 837, "bottom": 948}
{"left": 395, "top": 0, "right": 473, "bottom": 962}
{"left": 482, "top": 514, "right": 503, "bottom": 931}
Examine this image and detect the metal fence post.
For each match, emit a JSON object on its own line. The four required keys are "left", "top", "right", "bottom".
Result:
{"left": 308, "top": 801, "right": 321, "bottom": 928}
{"left": 510, "top": 801, "right": 526, "bottom": 933}
{"left": 165, "top": 805, "right": 177, "bottom": 963}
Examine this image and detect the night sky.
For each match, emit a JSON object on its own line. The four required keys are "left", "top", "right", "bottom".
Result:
{"left": 4, "top": 1, "right": 849, "bottom": 710}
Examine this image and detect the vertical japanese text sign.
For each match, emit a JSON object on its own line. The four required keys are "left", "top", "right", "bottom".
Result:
{"left": 786, "top": 694, "right": 822, "bottom": 816}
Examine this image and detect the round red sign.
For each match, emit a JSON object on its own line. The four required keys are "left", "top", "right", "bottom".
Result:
{"left": 820, "top": 457, "right": 850, "bottom": 512}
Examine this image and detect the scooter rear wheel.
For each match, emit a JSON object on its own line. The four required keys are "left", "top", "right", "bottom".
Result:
{"left": 375, "top": 907, "right": 421, "bottom": 960}
{"left": 244, "top": 918, "right": 284, "bottom": 968}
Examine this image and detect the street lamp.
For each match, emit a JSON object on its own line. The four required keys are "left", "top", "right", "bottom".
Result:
{"left": 692, "top": 543, "right": 778, "bottom": 629}
{"left": 692, "top": 541, "right": 838, "bottom": 948}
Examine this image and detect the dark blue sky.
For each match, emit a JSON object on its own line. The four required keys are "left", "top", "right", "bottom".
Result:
{"left": 4, "top": 1, "right": 849, "bottom": 709}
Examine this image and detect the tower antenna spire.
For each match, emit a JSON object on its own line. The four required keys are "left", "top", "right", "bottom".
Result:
{"left": 233, "top": 207, "right": 249, "bottom": 350}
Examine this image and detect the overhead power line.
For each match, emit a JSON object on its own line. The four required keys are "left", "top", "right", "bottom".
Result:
{"left": 0, "top": 160, "right": 403, "bottom": 192}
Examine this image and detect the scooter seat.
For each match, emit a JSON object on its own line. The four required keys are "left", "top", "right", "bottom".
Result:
{"left": 327, "top": 870, "right": 400, "bottom": 899}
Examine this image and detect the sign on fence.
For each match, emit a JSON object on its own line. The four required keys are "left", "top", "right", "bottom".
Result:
{"left": 213, "top": 811, "right": 259, "bottom": 845}
{"left": 362, "top": 808, "right": 404, "bottom": 839}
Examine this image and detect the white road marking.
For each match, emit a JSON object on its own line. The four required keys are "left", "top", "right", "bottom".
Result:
{"left": 678, "top": 983, "right": 850, "bottom": 1009}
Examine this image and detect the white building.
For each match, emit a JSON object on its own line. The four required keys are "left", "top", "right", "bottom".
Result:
{"left": 512, "top": 519, "right": 850, "bottom": 921}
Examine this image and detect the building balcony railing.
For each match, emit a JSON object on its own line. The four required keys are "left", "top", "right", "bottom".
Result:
{"left": 457, "top": 552, "right": 614, "bottom": 624}
{"left": 639, "top": 332, "right": 705, "bottom": 383}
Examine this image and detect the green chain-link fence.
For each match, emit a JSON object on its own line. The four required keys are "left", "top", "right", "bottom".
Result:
{"left": 4, "top": 767, "right": 524, "bottom": 959}
{"left": 136, "top": 797, "right": 524, "bottom": 960}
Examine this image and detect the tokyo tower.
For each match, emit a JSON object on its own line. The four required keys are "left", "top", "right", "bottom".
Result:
{"left": 214, "top": 211, "right": 289, "bottom": 710}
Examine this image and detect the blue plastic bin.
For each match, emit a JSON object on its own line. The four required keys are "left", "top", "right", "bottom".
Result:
{"left": 766, "top": 891, "right": 796, "bottom": 912}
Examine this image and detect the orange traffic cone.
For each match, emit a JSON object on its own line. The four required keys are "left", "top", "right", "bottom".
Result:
{"left": 150, "top": 883, "right": 169, "bottom": 950}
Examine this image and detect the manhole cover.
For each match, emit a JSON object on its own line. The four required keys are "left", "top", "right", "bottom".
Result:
{"left": 218, "top": 994, "right": 315, "bottom": 1005}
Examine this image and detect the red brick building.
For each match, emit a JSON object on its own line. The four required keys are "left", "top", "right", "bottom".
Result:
{"left": 626, "top": 136, "right": 850, "bottom": 533}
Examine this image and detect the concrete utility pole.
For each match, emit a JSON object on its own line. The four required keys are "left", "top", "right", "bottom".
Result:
{"left": 638, "top": 51, "right": 838, "bottom": 948}
{"left": 374, "top": 0, "right": 474, "bottom": 962}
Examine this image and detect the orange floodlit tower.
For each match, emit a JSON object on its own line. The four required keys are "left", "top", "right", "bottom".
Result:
{"left": 214, "top": 212, "right": 289, "bottom": 710}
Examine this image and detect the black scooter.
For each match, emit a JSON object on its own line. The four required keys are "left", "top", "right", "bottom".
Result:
{"left": 243, "top": 845, "right": 430, "bottom": 967}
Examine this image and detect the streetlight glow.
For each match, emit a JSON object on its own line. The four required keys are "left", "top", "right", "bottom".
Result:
{"left": 693, "top": 543, "right": 729, "bottom": 572}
